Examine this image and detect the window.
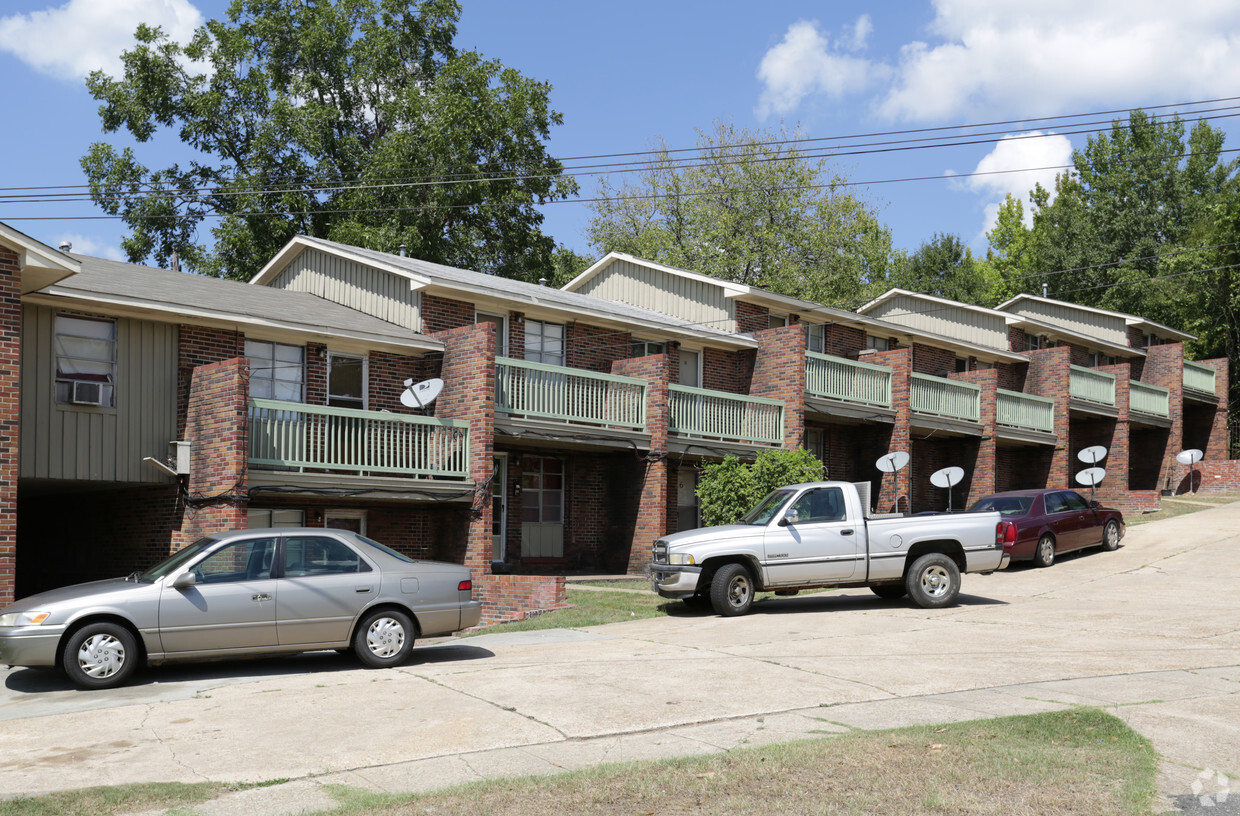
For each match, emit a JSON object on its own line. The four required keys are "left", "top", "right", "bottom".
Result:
{"left": 1144, "top": 333, "right": 1165, "bottom": 347}
{"left": 955, "top": 357, "right": 970, "bottom": 373}
{"left": 325, "top": 509, "right": 366, "bottom": 536}
{"left": 631, "top": 340, "right": 665, "bottom": 357}
{"left": 806, "top": 324, "right": 826, "bottom": 354}
{"left": 789, "top": 487, "right": 846, "bottom": 523}
{"left": 247, "top": 509, "right": 305, "bottom": 528}
{"left": 327, "top": 353, "right": 365, "bottom": 409}
{"left": 679, "top": 348, "right": 701, "bottom": 388}
{"left": 1026, "top": 334, "right": 1042, "bottom": 351}
{"left": 768, "top": 314, "right": 788, "bottom": 329}
{"left": 1089, "top": 352, "right": 1116, "bottom": 367}
{"left": 282, "top": 535, "right": 369, "bottom": 577}
{"left": 865, "top": 335, "right": 890, "bottom": 352}
{"left": 805, "top": 427, "right": 825, "bottom": 466}
{"left": 524, "top": 320, "right": 564, "bottom": 365}
{"left": 55, "top": 315, "right": 116, "bottom": 407}
{"left": 521, "top": 456, "right": 563, "bottom": 524}
{"left": 246, "top": 340, "right": 304, "bottom": 401}
{"left": 195, "top": 537, "right": 277, "bottom": 583}
{"left": 476, "top": 311, "right": 508, "bottom": 356}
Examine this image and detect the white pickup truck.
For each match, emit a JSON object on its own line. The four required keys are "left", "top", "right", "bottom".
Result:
{"left": 650, "top": 481, "right": 1011, "bottom": 616}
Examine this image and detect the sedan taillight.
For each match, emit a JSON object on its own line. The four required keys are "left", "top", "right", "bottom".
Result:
{"left": 996, "top": 520, "right": 1018, "bottom": 549}
{"left": 458, "top": 579, "right": 472, "bottom": 592}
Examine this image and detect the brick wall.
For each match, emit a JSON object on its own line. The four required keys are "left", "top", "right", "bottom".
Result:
{"left": 996, "top": 361, "right": 1026, "bottom": 392}
{"left": 1008, "top": 326, "right": 1028, "bottom": 352}
{"left": 735, "top": 300, "right": 769, "bottom": 335}
{"left": 1142, "top": 343, "right": 1186, "bottom": 486}
{"left": 178, "top": 326, "right": 245, "bottom": 437}
{"left": 823, "top": 324, "right": 866, "bottom": 357}
{"left": 612, "top": 354, "right": 670, "bottom": 572}
{"left": 180, "top": 357, "right": 250, "bottom": 544}
{"left": 911, "top": 437, "right": 980, "bottom": 511}
{"left": 750, "top": 324, "right": 807, "bottom": 448}
{"left": 422, "top": 293, "right": 476, "bottom": 335}
{"left": 472, "top": 575, "right": 570, "bottom": 626}
{"left": 912, "top": 343, "right": 956, "bottom": 376}
{"left": 702, "top": 346, "right": 754, "bottom": 394}
{"left": 952, "top": 368, "right": 998, "bottom": 505}
{"left": 0, "top": 248, "right": 19, "bottom": 603}
{"left": 1025, "top": 346, "right": 1072, "bottom": 488}
{"left": 871, "top": 347, "right": 911, "bottom": 512}
{"left": 368, "top": 351, "right": 440, "bottom": 413}
{"left": 567, "top": 321, "right": 631, "bottom": 373}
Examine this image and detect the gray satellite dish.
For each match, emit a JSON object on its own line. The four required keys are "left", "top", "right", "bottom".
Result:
{"left": 400, "top": 377, "right": 444, "bottom": 409}
{"left": 1175, "top": 449, "right": 1204, "bottom": 465}
{"left": 1077, "top": 445, "right": 1108, "bottom": 465}
{"left": 1076, "top": 467, "right": 1106, "bottom": 490}
{"left": 876, "top": 451, "right": 909, "bottom": 473}
{"left": 930, "top": 466, "right": 966, "bottom": 512}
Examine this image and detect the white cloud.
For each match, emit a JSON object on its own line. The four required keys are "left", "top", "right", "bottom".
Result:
{"left": 0, "top": 0, "right": 203, "bottom": 82}
{"left": 55, "top": 234, "right": 126, "bottom": 261}
{"left": 878, "top": 0, "right": 1240, "bottom": 121}
{"left": 756, "top": 18, "right": 890, "bottom": 119}
{"left": 956, "top": 131, "right": 1073, "bottom": 243}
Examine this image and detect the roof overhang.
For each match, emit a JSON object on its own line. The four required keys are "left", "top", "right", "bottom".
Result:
{"left": 563, "top": 251, "right": 749, "bottom": 297}
{"left": 997, "top": 293, "right": 1195, "bottom": 343}
{"left": 0, "top": 222, "right": 80, "bottom": 294}
{"left": 251, "top": 235, "right": 433, "bottom": 289}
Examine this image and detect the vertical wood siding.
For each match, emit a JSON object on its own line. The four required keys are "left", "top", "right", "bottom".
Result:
{"left": 867, "top": 295, "right": 1007, "bottom": 349}
{"left": 20, "top": 305, "right": 178, "bottom": 482}
{"left": 1005, "top": 301, "right": 1126, "bottom": 346}
{"left": 576, "top": 259, "right": 734, "bottom": 331}
{"left": 267, "top": 248, "right": 420, "bottom": 331}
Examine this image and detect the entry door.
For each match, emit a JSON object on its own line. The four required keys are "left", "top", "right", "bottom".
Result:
{"left": 676, "top": 468, "right": 700, "bottom": 531}
{"left": 762, "top": 487, "right": 860, "bottom": 585}
{"left": 158, "top": 537, "right": 279, "bottom": 654}
{"left": 521, "top": 456, "right": 564, "bottom": 558}
{"left": 492, "top": 454, "right": 508, "bottom": 562}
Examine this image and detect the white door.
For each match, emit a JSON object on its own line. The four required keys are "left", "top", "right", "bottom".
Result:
{"left": 762, "top": 486, "right": 861, "bottom": 585}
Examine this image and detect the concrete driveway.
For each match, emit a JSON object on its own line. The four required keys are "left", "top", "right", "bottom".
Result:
{"left": 1, "top": 501, "right": 1238, "bottom": 813}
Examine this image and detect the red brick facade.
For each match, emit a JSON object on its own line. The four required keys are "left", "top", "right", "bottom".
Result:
{"left": 750, "top": 324, "right": 807, "bottom": 449}
{"left": 180, "top": 357, "right": 250, "bottom": 544}
{"left": 0, "top": 248, "right": 19, "bottom": 604}
{"left": 612, "top": 354, "right": 671, "bottom": 573}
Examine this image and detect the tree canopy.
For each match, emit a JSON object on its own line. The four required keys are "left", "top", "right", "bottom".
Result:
{"left": 81, "top": 0, "right": 577, "bottom": 281}
{"left": 585, "top": 121, "right": 896, "bottom": 307}
{"left": 879, "top": 232, "right": 1002, "bottom": 303}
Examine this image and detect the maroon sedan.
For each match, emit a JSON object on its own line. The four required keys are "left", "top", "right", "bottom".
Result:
{"left": 969, "top": 489, "right": 1125, "bottom": 567}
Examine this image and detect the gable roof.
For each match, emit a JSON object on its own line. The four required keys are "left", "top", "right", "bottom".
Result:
{"left": 26, "top": 254, "right": 442, "bottom": 354}
{"left": 0, "top": 221, "right": 79, "bottom": 294}
{"left": 995, "top": 293, "right": 1194, "bottom": 342}
{"left": 253, "top": 237, "right": 753, "bottom": 347}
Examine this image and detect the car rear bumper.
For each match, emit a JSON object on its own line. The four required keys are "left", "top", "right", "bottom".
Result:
{"left": 0, "top": 626, "right": 64, "bottom": 668}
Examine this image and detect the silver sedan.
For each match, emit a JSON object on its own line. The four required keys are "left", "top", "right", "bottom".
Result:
{"left": 0, "top": 528, "right": 482, "bottom": 689}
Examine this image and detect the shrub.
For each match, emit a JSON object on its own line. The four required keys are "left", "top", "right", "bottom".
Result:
{"left": 696, "top": 448, "right": 825, "bottom": 526}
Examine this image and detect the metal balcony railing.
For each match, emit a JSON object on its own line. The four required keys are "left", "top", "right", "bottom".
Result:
{"left": 804, "top": 352, "right": 892, "bottom": 408}
{"left": 495, "top": 357, "right": 647, "bottom": 431}
{"left": 249, "top": 399, "right": 470, "bottom": 478}
{"left": 1069, "top": 365, "right": 1117, "bottom": 406}
{"left": 669, "top": 385, "right": 784, "bottom": 445}
{"left": 996, "top": 389, "right": 1055, "bottom": 433}
{"left": 911, "top": 374, "right": 981, "bottom": 422}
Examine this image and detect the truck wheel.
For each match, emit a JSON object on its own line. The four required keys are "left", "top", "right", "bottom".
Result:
{"left": 1033, "top": 534, "right": 1056, "bottom": 568}
{"left": 1101, "top": 520, "right": 1121, "bottom": 551}
{"left": 905, "top": 553, "right": 960, "bottom": 609}
{"left": 710, "top": 563, "right": 754, "bottom": 617}
{"left": 870, "top": 585, "right": 907, "bottom": 601}
{"left": 62, "top": 622, "right": 140, "bottom": 689}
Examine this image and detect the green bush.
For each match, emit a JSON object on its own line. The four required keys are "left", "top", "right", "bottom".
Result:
{"left": 696, "top": 448, "right": 825, "bottom": 526}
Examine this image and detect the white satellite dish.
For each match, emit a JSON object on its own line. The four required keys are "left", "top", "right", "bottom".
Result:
{"left": 1076, "top": 467, "right": 1106, "bottom": 487}
{"left": 400, "top": 377, "right": 444, "bottom": 409}
{"left": 1077, "top": 445, "right": 1108, "bottom": 465}
{"left": 930, "top": 467, "right": 965, "bottom": 488}
{"left": 876, "top": 451, "right": 910, "bottom": 473}
{"left": 1175, "top": 449, "right": 1204, "bottom": 466}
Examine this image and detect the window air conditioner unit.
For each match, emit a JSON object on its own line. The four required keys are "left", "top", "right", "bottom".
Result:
{"left": 71, "top": 380, "right": 102, "bottom": 405}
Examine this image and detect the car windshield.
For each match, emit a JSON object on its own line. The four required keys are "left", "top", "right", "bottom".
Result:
{"left": 138, "top": 537, "right": 219, "bottom": 582}
{"left": 969, "top": 496, "right": 1035, "bottom": 516}
{"left": 353, "top": 534, "right": 416, "bottom": 564}
{"left": 740, "top": 489, "right": 795, "bottom": 525}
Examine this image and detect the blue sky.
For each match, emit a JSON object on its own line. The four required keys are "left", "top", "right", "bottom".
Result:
{"left": 2, "top": 0, "right": 1240, "bottom": 267}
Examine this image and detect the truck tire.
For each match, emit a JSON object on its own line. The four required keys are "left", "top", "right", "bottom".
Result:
{"left": 870, "top": 585, "right": 907, "bottom": 600}
{"left": 710, "top": 563, "right": 754, "bottom": 617}
{"left": 905, "top": 553, "right": 960, "bottom": 609}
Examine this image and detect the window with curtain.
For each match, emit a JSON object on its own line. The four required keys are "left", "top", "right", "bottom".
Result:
{"left": 54, "top": 314, "right": 116, "bottom": 406}
{"left": 524, "top": 320, "right": 565, "bottom": 365}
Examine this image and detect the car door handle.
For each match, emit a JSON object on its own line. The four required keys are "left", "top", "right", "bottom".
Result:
{"left": 252, "top": 593, "right": 272, "bottom": 602}
{"left": 840, "top": 529, "right": 854, "bottom": 536}
{"left": 355, "top": 586, "right": 373, "bottom": 593}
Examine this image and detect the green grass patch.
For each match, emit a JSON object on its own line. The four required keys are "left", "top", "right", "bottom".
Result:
{"left": 466, "top": 587, "right": 678, "bottom": 636}
{"left": 0, "top": 781, "right": 245, "bottom": 816}
{"left": 1129, "top": 493, "right": 1240, "bottom": 526}
{"left": 568, "top": 578, "right": 650, "bottom": 590}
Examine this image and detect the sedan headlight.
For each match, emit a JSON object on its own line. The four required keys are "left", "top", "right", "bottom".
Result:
{"left": 0, "top": 611, "right": 50, "bottom": 627}
{"left": 667, "top": 552, "right": 695, "bottom": 566}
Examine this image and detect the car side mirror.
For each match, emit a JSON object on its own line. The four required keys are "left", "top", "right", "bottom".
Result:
{"left": 1089, "top": 500, "right": 1101, "bottom": 509}
{"left": 171, "top": 571, "right": 197, "bottom": 589}
{"left": 780, "top": 508, "right": 799, "bottom": 527}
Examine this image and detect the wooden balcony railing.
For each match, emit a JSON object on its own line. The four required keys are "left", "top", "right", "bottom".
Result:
{"left": 996, "top": 389, "right": 1055, "bottom": 433}
{"left": 495, "top": 357, "right": 646, "bottom": 431}
{"left": 249, "top": 399, "right": 470, "bottom": 479}
{"left": 669, "top": 385, "right": 784, "bottom": 445}
{"left": 911, "top": 374, "right": 980, "bottom": 422}
{"left": 804, "top": 352, "right": 892, "bottom": 408}
{"left": 1129, "top": 380, "right": 1170, "bottom": 417}
{"left": 1183, "top": 361, "right": 1217, "bottom": 396}
{"left": 1069, "top": 365, "right": 1117, "bottom": 406}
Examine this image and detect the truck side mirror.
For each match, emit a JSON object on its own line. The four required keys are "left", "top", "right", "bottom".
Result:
{"left": 780, "top": 508, "right": 799, "bottom": 527}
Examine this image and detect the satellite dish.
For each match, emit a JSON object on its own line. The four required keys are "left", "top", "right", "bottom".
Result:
{"left": 1077, "top": 445, "right": 1108, "bottom": 465}
{"left": 930, "top": 467, "right": 965, "bottom": 488}
{"left": 1176, "top": 449, "right": 1204, "bottom": 465}
{"left": 1076, "top": 467, "right": 1106, "bottom": 487}
{"left": 876, "top": 451, "right": 909, "bottom": 473}
{"left": 400, "top": 377, "right": 444, "bottom": 409}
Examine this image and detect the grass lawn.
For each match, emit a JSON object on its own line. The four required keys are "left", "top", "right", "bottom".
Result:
{"left": 1129, "top": 492, "right": 1240, "bottom": 526}
{"left": 1, "top": 708, "right": 1160, "bottom": 816}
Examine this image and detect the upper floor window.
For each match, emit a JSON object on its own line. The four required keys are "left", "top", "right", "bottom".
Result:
{"left": 246, "top": 339, "right": 304, "bottom": 402}
{"left": 1026, "top": 334, "right": 1041, "bottom": 351}
{"left": 476, "top": 311, "right": 508, "bottom": 356}
{"left": 1089, "top": 352, "right": 1116, "bottom": 367}
{"left": 327, "top": 352, "right": 365, "bottom": 410}
{"left": 955, "top": 357, "right": 970, "bottom": 373}
{"left": 1143, "top": 333, "right": 1165, "bottom": 347}
{"left": 631, "top": 340, "right": 665, "bottom": 357}
{"left": 524, "top": 320, "right": 564, "bottom": 366}
{"left": 865, "top": 335, "right": 890, "bottom": 352}
{"left": 806, "top": 324, "right": 825, "bottom": 354}
{"left": 55, "top": 314, "right": 116, "bottom": 407}
{"left": 768, "top": 314, "right": 788, "bottom": 329}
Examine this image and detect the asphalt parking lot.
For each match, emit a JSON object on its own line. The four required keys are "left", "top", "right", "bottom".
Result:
{"left": 2, "top": 501, "right": 1238, "bottom": 814}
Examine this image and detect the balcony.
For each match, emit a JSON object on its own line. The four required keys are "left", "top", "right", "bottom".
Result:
{"left": 248, "top": 399, "right": 471, "bottom": 499}
{"left": 910, "top": 374, "right": 981, "bottom": 436}
{"left": 1183, "top": 361, "right": 1218, "bottom": 403}
{"left": 804, "top": 352, "right": 895, "bottom": 422}
{"left": 495, "top": 357, "right": 648, "bottom": 446}
{"left": 1129, "top": 380, "right": 1171, "bottom": 421}
{"left": 669, "top": 384, "right": 784, "bottom": 449}
{"left": 1068, "top": 365, "right": 1118, "bottom": 418}
{"left": 996, "top": 389, "right": 1055, "bottom": 441}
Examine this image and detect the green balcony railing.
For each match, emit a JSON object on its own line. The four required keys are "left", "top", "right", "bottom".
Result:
{"left": 1129, "top": 380, "right": 1170, "bottom": 418}
{"left": 1069, "top": 365, "right": 1116, "bottom": 406}
{"left": 804, "top": 352, "right": 892, "bottom": 408}
{"left": 1183, "top": 361, "right": 1217, "bottom": 396}
{"left": 911, "top": 374, "right": 980, "bottom": 422}
{"left": 496, "top": 357, "right": 647, "bottom": 431}
{"left": 997, "top": 389, "right": 1055, "bottom": 433}
{"left": 249, "top": 399, "right": 470, "bottom": 479}
{"left": 669, "top": 385, "right": 785, "bottom": 445}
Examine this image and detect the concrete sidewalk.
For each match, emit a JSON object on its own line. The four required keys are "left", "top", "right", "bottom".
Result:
{"left": 2, "top": 502, "right": 1238, "bottom": 814}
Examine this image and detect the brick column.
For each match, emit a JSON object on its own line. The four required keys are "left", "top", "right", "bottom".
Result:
{"left": 179, "top": 357, "right": 250, "bottom": 547}
{"left": 612, "top": 354, "right": 670, "bottom": 573}
{"left": 0, "top": 248, "right": 19, "bottom": 604}
{"left": 1142, "top": 343, "right": 1186, "bottom": 487}
{"left": 953, "top": 368, "right": 997, "bottom": 504}
{"left": 1025, "top": 346, "right": 1072, "bottom": 488}
{"left": 871, "top": 347, "right": 911, "bottom": 513}
{"left": 750, "top": 324, "right": 807, "bottom": 449}
{"left": 1100, "top": 361, "right": 1132, "bottom": 495}
{"left": 1200, "top": 358, "right": 1231, "bottom": 459}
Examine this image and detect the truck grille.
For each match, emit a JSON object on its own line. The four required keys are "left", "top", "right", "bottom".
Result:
{"left": 652, "top": 540, "right": 668, "bottom": 564}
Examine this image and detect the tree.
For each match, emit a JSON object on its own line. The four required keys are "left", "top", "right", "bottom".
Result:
{"left": 81, "top": 0, "right": 577, "bottom": 281}
{"left": 881, "top": 232, "right": 1001, "bottom": 302}
{"left": 696, "top": 448, "right": 824, "bottom": 527}
{"left": 586, "top": 121, "right": 896, "bottom": 307}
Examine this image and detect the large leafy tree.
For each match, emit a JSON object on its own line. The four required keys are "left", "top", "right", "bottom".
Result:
{"left": 81, "top": 0, "right": 577, "bottom": 281}
{"left": 586, "top": 121, "right": 896, "bottom": 306}
{"left": 881, "top": 232, "right": 1002, "bottom": 303}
